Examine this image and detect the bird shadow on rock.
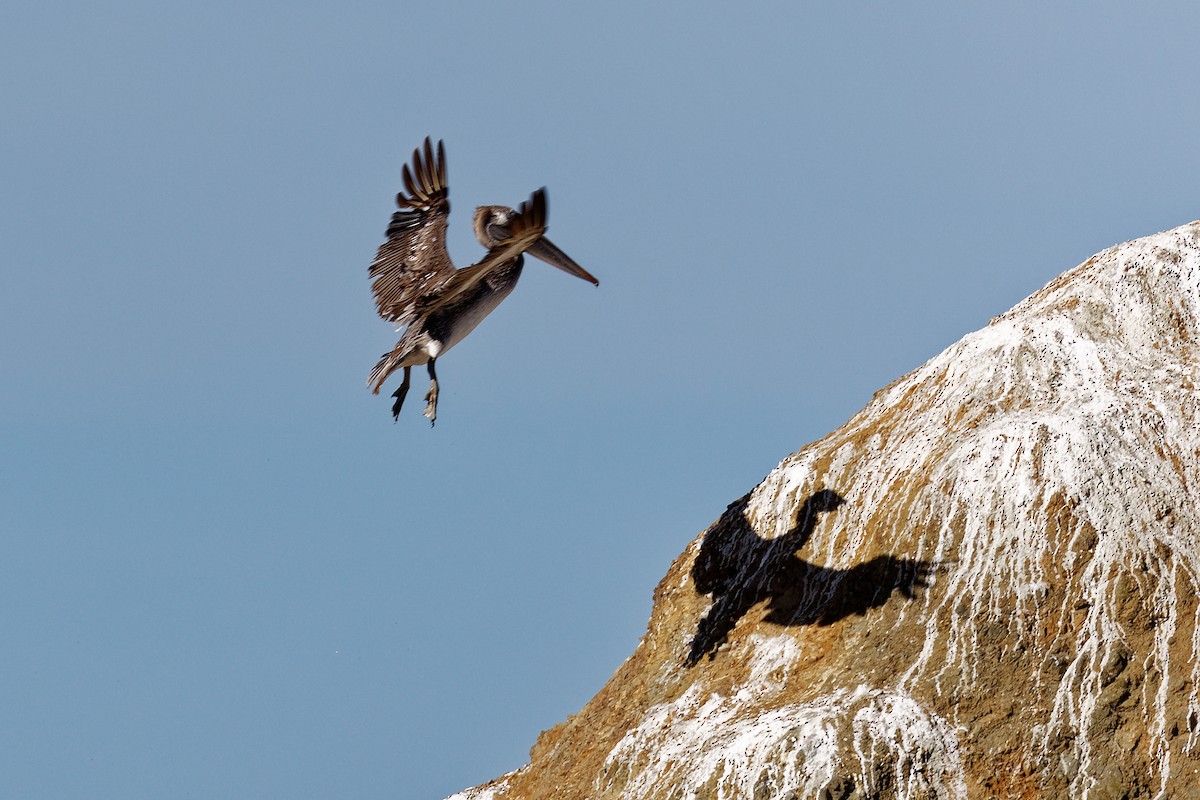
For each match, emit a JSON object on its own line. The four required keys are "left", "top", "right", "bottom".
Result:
{"left": 685, "top": 489, "right": 938, "bottom": 667}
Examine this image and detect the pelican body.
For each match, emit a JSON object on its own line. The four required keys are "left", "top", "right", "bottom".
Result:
{"left": 367, "top": 138, "right": 597, "bottom": 424}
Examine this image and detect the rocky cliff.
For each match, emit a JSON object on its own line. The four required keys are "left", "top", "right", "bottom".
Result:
{"left": 448, "top": 221, "right": 1200, "bottom": 799}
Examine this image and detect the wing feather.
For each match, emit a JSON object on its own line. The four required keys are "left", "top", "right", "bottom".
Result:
{"left": 369, "top": 137, "right": 454, "bottom": 325}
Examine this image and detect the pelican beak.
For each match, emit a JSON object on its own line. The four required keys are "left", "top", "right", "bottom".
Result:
{"left": 527, "top": 237, "right": 599, "bottom": 286}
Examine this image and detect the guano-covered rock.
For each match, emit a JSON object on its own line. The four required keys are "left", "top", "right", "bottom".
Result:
{"left": 447, "top": 221, "right": 1200, "bottom": 800}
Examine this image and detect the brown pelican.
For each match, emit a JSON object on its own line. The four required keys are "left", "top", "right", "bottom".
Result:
{"left": 367, "top": 138, "right": 598, "bottom": 424}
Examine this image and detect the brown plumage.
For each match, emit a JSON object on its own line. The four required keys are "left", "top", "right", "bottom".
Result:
{"left": 367, "top": 138, "right": 598, "bottom": 425}
{"left": 368, "top": 137, "right": 453, "bottom": 327}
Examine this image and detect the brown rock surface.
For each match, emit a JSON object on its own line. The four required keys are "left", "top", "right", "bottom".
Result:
{"left": 449, "top": 222, "right": 1200, "bottom": 800}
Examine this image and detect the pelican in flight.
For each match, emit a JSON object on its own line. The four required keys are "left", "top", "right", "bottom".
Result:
{"left": 367, "top": 138, "right": 598, "bottom": 424}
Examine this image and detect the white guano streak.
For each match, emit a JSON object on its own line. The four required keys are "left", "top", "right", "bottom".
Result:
{"left": 597, "top": 677, "right": 966, "bottom": 800}
{"left": 742, "top": 222, "right": 1200, "bottom": 797}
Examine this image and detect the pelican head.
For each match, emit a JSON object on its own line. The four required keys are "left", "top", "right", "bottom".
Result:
{"left": 472, "top": 204, "right": 598, "bottom": 286}
{"left": 472, "top": 205, "right": 516, "bottom": 248}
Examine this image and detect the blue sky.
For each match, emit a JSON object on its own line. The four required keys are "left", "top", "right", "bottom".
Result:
{"left": 3, "top": 2, "right": 1198, "bottom": 798}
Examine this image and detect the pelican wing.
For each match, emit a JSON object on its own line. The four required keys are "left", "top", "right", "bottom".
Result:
{"left": 431, "top": 188, "right": 549, "bottom": 308}
{"left": 369, "top": 137, "right": 455, "bottom": 325}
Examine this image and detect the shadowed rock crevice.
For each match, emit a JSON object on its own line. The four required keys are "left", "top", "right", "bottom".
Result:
{"left": 686, "top": 489, "right": 936, "bottom": 667}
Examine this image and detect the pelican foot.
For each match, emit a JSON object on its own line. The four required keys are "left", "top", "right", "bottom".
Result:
{"left": 390, "top": 368, "right": 411, "bottom": 422}
{"left": 391, "top": 388, "right": 408, "bottom": 422}
{"left": 423, "top": 380, "right": 439, "bottom": 426}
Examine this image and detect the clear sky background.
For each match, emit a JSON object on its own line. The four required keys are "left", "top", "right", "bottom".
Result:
{"left": 3, "top": 2, "right": 1197, "bottom": 798}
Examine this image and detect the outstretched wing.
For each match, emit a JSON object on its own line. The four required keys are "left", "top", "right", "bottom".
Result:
{"left": 432, "top": 188, "right": 549, "bottom": 307}
{"left": 368, "top": 137, "right": 455, "bottom": 325}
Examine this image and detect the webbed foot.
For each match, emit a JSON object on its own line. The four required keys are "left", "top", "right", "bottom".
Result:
{"left": 390, "top": 367, "right": 412, "bottom": 422}
{"left": 423, "top": 379, "right": 439, "bottom": 426}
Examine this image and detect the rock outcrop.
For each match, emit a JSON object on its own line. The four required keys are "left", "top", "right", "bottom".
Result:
{"left": 448, "top": 221, "right": 1200, "bottom": 799}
